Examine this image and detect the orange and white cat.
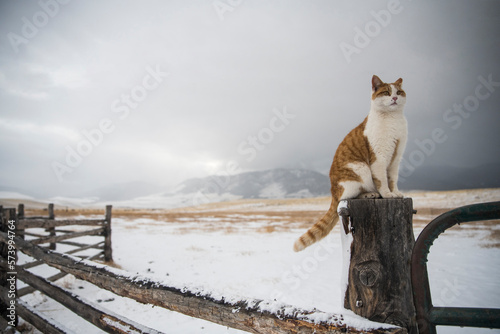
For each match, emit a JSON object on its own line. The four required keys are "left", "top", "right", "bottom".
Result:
{"left": 294, "top": 75, "right": 407, "bottom": 252}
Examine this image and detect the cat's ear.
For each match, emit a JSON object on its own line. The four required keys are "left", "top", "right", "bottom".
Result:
{"left": 395, "top": 78, "right": 403, "bottom": 86}
{"left": 372, "top": 75, "right": 384, "bottom": 92}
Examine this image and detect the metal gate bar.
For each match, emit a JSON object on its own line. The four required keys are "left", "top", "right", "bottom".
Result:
{"left": 411, "top": 201, "right": 500, "bottom": 334}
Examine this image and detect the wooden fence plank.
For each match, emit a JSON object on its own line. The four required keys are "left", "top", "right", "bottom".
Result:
{"left": 56, "top": 229, "right": 84, "bottom": 234}
{"left": 2, "top": 232, "right": 404, "bottom": 334}
{"left": 17, "top": 271, "right": 68, "bottom": 297}
{"left": 87, "top": 251, "right": 105, "bottom": 261}
{"left": 57, "top": 240, "right": 104, "bottom": 249}
{"left": 47, "top": 203, "right": 56, "bottom": 250}
{"left": 16, "top": 204, "right": 24, "bottom": 219}
{"left": 30, "top": 227, "right": 104, "bottom": 246}
{"left": 65, "top": 241, "right": 104, "bottom": 255}
{"left": 19, "top": 260, "right": 43, "bottom": 270}
{"left": 16, "top": 204, "right": 25, "bottom": 240}
{"left": 0, "top": 316, "right": 16, "bottom": 334}
{"left": 16, "top": 266, "right": 163, "bottom": 334}
{"left": 23, "top": 231, "right": 46, "bottom": 238}
{"left": 14, "top": 299, "right": 71, "bottom": 334}
{"left": 17, "top": 245, "right": 100, "bottom": 298}
{"left": 104, "top": 205, "right": 112, "bottom": 262}
{"left": 18, "top": 219, "right": 105, "bottom": 229}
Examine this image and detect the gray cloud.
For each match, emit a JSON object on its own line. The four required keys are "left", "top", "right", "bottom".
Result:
{"left": 1, "top": 0, "right": 499, "bottom": 197}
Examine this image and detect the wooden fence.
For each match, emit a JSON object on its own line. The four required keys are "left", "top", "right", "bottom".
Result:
{"left": 13, "top": 203, "right": 112, "bottom": 300}
{"left": 1, "top": 204, "right": 405, "bottom": 334}
{"left": 17, "top": 203, "right": 112, "bottom": 262}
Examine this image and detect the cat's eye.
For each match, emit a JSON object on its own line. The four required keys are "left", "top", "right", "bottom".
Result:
{"left": 382, "top": 91, "right": 390, "bottom": 96}
{"left": 397, "top": 90, "right": 404, "bottom": 95}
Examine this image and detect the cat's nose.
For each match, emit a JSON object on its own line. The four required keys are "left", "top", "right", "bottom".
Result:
{"left": 392, "top": 96, "right": 398, "bottom": 101}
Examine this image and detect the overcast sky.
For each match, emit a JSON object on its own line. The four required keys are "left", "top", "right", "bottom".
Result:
{"left": 1, "top": 0, "right": 499, "bottom": 197}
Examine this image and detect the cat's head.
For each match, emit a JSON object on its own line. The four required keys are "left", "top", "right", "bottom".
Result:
{"left": 370, "top": 75, "right": 406, "bottom": 112}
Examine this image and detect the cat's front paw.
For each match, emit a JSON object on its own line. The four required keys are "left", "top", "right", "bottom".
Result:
{"left": 381, "top": 191, "right": 404, "bottom": 198}
{"left": 392, "top": 190, "right": 404, "bottom": 198}
{"left": 357, "top": 192, "right": 382, "bottom": 199}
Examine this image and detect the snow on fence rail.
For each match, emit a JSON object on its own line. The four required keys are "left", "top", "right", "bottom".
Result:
{"left": 0, "top": 205, "right": 404, "bottom": 334}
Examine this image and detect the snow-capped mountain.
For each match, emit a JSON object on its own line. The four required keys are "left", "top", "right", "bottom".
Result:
{"left": 4, "top": 163, "right": 500, "bottom": 210}
{"left": 1, "top": 168, "right": 330, "bottom": 209}
{"left": 173, "top": 168, "right": 330, "bottom": 200}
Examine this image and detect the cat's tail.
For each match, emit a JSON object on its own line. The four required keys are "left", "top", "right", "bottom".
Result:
{"left": 293, "top": 200, "right": 339, "bottom": 252}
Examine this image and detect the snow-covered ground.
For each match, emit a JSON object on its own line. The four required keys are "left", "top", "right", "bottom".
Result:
{"left": 11, "top": 190, "right": 500, "bottom": 333}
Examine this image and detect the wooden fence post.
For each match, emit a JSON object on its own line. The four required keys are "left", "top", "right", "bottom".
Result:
{"left": 17, "top": 204, "right": 24, "bottom": 240}
{"left": 339, "top": 198, "right": 417, "bottom": 334}
{"left": 0, "top": 207, "right": 18, "bottom": 328}
{"left": 104, "top": 205, "right": 112, "bottom": 262}
{"left": 47, "top": 204, "right": 56, "bottom": 250}
{"left": 17, "top": 204, "right": 24, "bottom": 219}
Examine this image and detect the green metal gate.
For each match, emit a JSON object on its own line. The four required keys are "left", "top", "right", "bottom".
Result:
{"left": 411, "top": 201, "right": 500, "bottom": 334}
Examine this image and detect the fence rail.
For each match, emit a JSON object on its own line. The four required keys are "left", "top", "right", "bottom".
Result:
{"left": 17, "top": 218, "right": 106, "bottom": 229}
{"left": 0, "top": 204, "right": 404, "bottom": 334}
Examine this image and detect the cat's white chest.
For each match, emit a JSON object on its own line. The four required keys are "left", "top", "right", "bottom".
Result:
{"left": 364, "top": 112, "right": 407, "bottom": 162}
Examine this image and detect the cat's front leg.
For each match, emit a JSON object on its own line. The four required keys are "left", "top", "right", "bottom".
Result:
{"left": 387, "top": 154, "right": 404, "bottom": 197}
{"left": 389, "top": 180, "right": 404, "bottom": 197}
{"left": 387, "top": 170, "right": 404, "bottom": 197}
{"left": 371, "top": 161, "right": 400, "bottom": 198}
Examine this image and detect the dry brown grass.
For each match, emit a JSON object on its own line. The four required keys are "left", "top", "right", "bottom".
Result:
{"left": 3, "top": 189, "right": 499, "bottom": 245}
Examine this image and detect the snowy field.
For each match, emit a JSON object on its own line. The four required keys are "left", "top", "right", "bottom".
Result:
{"left": 7, "top": 189, "right": 500, "bottom": 333}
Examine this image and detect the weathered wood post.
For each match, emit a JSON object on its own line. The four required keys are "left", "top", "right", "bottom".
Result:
{"left": 0, "top": 207, "right": 18, "bottom": 328}
{"left": 338, "top": 198, "right": 417, "bottom": 334}
{"left": 47, "top": 203, "right": 56, "bottom": 250}
{"left": 16, "top": 204, "right": 23, "bottom": 219}
{"left": 104, "top": 205, "right": 113, "bottom": 262}
{"left": 17, "top": 204, "right": 25, "bottom": 240}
